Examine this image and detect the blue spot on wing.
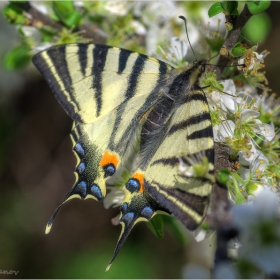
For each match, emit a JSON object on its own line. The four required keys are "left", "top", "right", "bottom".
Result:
{"left": 120, "top": 203, "right": 128, "bottom": 215}
{"left": 121, "top": 212, "right": 134, "bottom": 224}
{"left": 141, "top": 206, "right": 154, "bottom": 219}
{"left": 90, "top": 185, "right": 103, "bottom": 201}
{"left": 76, "top": 181, "right": 87, "bottom": 198}
{"left": 126, "top": 179, "right": 140, "bottom": 193}
{"left": 76, "top": 162, "right": 86, "bottom": 174}
{"left": 74, "top": 143, "right": 85, "bottom": 157}
{"left": 103, "top": 164, "right": 116, "bottom": 177}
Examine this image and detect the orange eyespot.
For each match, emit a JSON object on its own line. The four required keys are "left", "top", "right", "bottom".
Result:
{"left": 100, "top": 150, "right": 120, "bottom": 168}
{"left": 131, "top": 172, "right": 145, "bottom": 192}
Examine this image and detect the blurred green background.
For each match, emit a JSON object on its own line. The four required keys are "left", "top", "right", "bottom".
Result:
{"left": 0, "top": 1, "right": 280, "bottom": 278}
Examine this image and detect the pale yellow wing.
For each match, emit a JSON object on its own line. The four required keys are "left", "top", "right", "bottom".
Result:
{"left": 32, "top": 44, "right": 173, "bottom": 233}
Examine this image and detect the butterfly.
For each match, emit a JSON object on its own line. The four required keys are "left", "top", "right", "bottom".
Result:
{"left": 32, "top": 42, "right": 214, "bottom": 270}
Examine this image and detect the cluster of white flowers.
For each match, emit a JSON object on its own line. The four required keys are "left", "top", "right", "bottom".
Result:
{"left": 208, "top": 76, "right": 278, "bottom": 201}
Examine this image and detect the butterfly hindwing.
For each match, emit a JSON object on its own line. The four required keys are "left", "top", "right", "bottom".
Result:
{"left": 141, "top": 60, "right": 214, "bottom": 229}
{"left": 143, "top": 86, "right": 214, "bottom": 229}
{"left": 106, "top": 184, "right": 170, "bottom": 271}
{"left": 32, "top": 44, "right": 173, "bottom": 232}
{"left": 109, "top": 60, "right": 214, "bottom": 266}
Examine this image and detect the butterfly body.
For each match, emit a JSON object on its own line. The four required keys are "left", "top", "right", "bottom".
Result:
{"left": 33, "top": 44, "right": 214, "bottom": 268}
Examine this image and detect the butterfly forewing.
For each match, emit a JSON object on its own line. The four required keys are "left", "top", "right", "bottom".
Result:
{"left": 32, "top": 44, "right": 172, "bottom": 232}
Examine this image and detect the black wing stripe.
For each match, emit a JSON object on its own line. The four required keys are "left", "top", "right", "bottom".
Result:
{"left": 112, "top": 61, "right": 172, "bottom": 150}
{"left": 93, "top": 46, "right": 111, "bottom": 117}
{"left": 151, "top": 156, "right": 178, "bottom": 166}
{"left": 43, "top": 45, "right": 82, "bottom": 116}
{"left": 163, "top": 186, "right": 209, "bottom": 216}
{"left": 125, "top": 54, "right": 147, "bottom": 99}
{"left": 168, "top": 111, "right": 211, "bottom": 136}
{"left": 150, "top": 148, "right": 214, "bottom": 167}
{"left": 118, "top": 49, "right": 131, "bottom": 74}
{"left": 144, "top": 180, "right": 206, "bottom": 230}
{"left": 187, "top": 125, "right": 213, "bottom": 140}
{"left": 47, "top": 46, "right": 73, "bottom": 97}
{"left": 112, "top": 82, "right": 161, "bottom": 151}
{"left": 158, "top": 59, "right": 169, "bottom": 74}
{"left": 186, "top": 92, "right": 208, "bottom": 103}
{"left": 78, "top": 44, "right": 88, "bottom": 77}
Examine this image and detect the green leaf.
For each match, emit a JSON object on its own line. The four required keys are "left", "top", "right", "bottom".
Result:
{"left": 52, "top": 1, "right": 82, "bottom": 28}
{"left": 216, "top": 169, "right": 231, "bottom": 185}
{"left": 39, "top": 26, "right": 59, "bottom": 42}
{"left": 147, "top": 215, "right": 164, "bottom": 239}
{"left": 205, "top": 37, "right": 225, "bottom": 53}
{"left": 208, "top": 2, "right": 225, "bottom": 18}
{"left": 202, "top": 71, "right": 224, "bottom": 92}
{"left": 221, "top": 1, "right": 238, "bottom": 15}
{"left": 231, "top": 42, "right": 247, "bottom": 57}
{"left": 231, "top": 172, "right": 247, "bottom": 204}
{"left": 162, "top": 215, "right": 188, "bottom": 245}
{"left": 242, "top": 13, "right": 272, "bottom": 44}
{"left": 247, "top": 1, "right": 271, "bottom": 14}
{"left": 3, "top": 43, "right": 31, "bottom": 70}
{"left": 3, "top": 3, "right": 30, "bottom": 25}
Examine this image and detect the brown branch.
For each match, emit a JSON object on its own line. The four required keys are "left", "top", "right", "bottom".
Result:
{"left": 211, "top": 4, "right": 254, "bottom": 229}
{"left": 15, "top": 2, "right": 63, "bottom": 30}
{"left": 13, "top": 1, "right": 107, "bottom": 44}
{"left": 212, "top": 142, "right": 231, "bottom": 229}
{"left": 216, "top": 4, "right": 253, "bottom": 78}
{"left": 211, "top": 5, "right": 254, "bottom": 232}
{"left": 212, "top": 143, "right": 238, "bottom": 271}
{"left": 222, "top": 4, "right": 253, "bottom": 53}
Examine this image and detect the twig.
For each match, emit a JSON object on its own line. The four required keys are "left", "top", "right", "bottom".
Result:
{"left": 13, "top": 1, "right": 107, "bottom": 44}
{"left": 212, "top": 143, "right": 231, "bottom": 229}
{"left": 216, "top": 4, "right": 253, "bottom": 78}
{"left": 222, "top": 4, "right": 253, "bottom": 54}
{"left": 212, "top": 143, "right": 238, "bottom": 272}
{"left": 15, "top": 2, "right": 63, "bottom": 30}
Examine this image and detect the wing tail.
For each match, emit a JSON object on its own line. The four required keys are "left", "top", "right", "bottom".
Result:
{"left": 106, "top": 212, "right": 135, "bottom": 271}
{"left": 106, "top": 183, "right": 169, "bottom": 270}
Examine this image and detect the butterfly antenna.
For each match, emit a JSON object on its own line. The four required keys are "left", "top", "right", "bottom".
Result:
{"left": 179, "top": 15, "right": 197, "bottom": 62}
{"left": 208, "top": 52, "right": 219, "bottom": 62}
{"left": 205, "top": 63, "right": 246, "bottom": 68}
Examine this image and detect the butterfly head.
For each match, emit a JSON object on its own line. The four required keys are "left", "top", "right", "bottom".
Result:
{"left": 193, "top": 59, "right": 207, "bottom": 75}
{"left": 182, "top": 58, "right": 207, "bottom": 86}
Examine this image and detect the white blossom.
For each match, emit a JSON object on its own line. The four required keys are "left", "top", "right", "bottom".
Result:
{"left": 105, "top": 1, "right": 129, "bottom": 16}
{"left": 240, "top": 108, "right": 260, "bottom": 122}
{"left": 238, "top": 139, "right": 257, "bottom": 165}
{"left": 232, "top": 190, "right": 280, "bottom": 275}
{"left": 254, "top": 122, "right": 275, "bottom": 141}
{"left": 30, "top": 2, "right": 50, "bottom": 15}
{"left": 32, "top": 42, "right": 53, "bottom": 54}
{"left": 193, "top": 227, "right": 213, "bottom": 242}
{"left": 209, "top": 79, "right": 236, "bottom": 112}
{"left": 213, "top": 120, "right": 235, "bottom": 142}
{"left": 103, "top": 188, "right": 125, "bottom": 209}
{"left": 166, "top": 37, "right": 188, "bottom": 64}
{"left": 131, "top": 20, "right": 146, "bottom": 36}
